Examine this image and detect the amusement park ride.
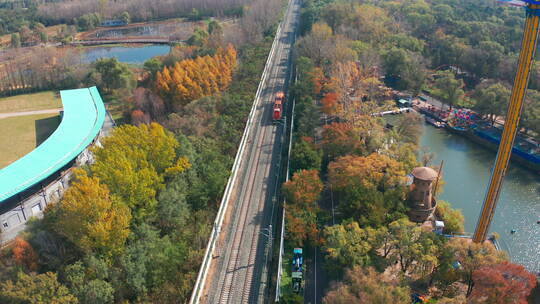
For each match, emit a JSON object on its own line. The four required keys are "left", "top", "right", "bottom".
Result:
{"left": 474, "top": 0, "right": 540, "bottom": 242}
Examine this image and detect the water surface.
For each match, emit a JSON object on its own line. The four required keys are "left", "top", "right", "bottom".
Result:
{"left": 81, "top": 45, "right": 171, "bottom": 64}
{"left": 420, "top": 123, "right": 540, "bottom": 272}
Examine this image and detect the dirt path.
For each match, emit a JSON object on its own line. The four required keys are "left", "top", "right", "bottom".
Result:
{"left": 0, "top": 108, "right": 62, "bottom": 119}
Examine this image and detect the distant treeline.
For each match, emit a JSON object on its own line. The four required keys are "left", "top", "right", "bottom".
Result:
{"left": 38, "top": 0, "right": 250, "bottom": 25}
{"left": 0, "top": 0, "right": 255, "bottom": 36}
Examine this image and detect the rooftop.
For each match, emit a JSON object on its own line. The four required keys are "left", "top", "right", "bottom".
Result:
{"left": 412, "top": 166, "right": 438, "bottom": 181}
{"left": 0, "top": 87, "right": 105, "bottom": 202}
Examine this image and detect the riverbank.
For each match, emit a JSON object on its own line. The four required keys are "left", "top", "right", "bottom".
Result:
{"left": 420, "top": 122, "right": 540, "bottom": 272}
{"left": 414, "top": 96, "right": 540, "bottom": 173}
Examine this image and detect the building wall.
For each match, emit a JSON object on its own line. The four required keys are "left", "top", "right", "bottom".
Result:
{"left": 0, "top": 170, "right": 72, "bottom": 245}
{"left": 0, "top": 112, "right": 114, "bottom": 246}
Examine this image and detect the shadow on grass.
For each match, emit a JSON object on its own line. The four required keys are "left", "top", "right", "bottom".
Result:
{"left": 35, "top": 115, "right": 60, "bottom": 146}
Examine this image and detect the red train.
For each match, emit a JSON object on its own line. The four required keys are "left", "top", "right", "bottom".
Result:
{"left": 272, "top": 91, "right": 285, "bottom": 121}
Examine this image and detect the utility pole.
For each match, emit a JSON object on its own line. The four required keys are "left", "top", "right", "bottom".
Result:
{"left": 473, "top": 1, "right": 540, "bottom": 243}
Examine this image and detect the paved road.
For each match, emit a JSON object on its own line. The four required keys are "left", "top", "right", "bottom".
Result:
{"left": 304, "top": 247, "right": 326, "bottom": 304}
{"left": 0, "top": 108, "right": 62, "bottom": 119}
{"left": 201, "top": 0, "right": 300, "bottom": 303}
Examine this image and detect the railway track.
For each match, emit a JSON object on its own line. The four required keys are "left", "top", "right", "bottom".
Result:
{"left": 197, "top": 0, "right": 300, "bottom": 303}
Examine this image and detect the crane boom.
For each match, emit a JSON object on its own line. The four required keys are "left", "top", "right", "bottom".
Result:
{"left": 473, "top": 3, "right": 540, "bottom": 242}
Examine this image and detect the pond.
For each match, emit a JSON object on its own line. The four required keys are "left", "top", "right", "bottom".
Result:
{"left": 81, "top": 45, "right": 171, "bottom": 64}
{"left": 420, "top": 122, "right": 540, "bottom": 272}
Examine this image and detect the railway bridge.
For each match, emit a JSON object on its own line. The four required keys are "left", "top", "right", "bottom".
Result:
{"left": 190, "top": 0, "right": 300, "bottom": 302}
{"left": 71, "top": 37, "right": 174, "bottom": 46}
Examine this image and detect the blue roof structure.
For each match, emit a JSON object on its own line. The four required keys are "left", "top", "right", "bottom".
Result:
{"left": 0, "top": 87, "right": 105, "bottom": 203}
{"left": 522, "top": 0, "right": 540, "bottom": 4}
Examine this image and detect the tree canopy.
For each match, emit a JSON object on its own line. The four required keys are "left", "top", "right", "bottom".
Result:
{"left": 91, "top": 123, "right": 188, "bottom": 221}
{"left": 322, "top": 266, "right": 410, "bottom": 304}
{"left": 0, "top": 272, "right": 77, "bottom": 304}
{"left": 54, "top": 169, "right": 131, "bottom": 258}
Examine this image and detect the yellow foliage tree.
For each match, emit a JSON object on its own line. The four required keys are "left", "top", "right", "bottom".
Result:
{"left": 155, "top": 44, "right": 237, "bottom": 107}
{"left": 92, "top": 123, "right": 189, "bottom": 221}
{"left": 55, "top": 169, "right": 131, "bottom": 258}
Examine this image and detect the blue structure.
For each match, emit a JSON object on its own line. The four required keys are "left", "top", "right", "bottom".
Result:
{"left": 0, "top": 87, "right": 106, "bottom": 203}
{"left": 101, "top": 20, "right": 127, "bottom": 27}
{"left": 0, "top": 87, "right": 106, "bottom": 244}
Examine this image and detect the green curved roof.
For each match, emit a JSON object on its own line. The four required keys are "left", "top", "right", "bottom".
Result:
{"left": 0, "top": 87, "right": 105, "bottom": 202}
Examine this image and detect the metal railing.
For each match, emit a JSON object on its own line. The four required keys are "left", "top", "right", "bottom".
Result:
{"left": 274, "top": 64, "right": 297, "bottom": 301}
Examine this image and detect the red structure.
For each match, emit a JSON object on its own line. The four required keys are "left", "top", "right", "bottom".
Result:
{"left": 273, "top": 91, "right": 285, "bottom": 121}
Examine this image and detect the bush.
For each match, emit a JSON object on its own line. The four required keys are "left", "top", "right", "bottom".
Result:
{"left": 435, "top": 201, "right": 465, "bottom": 234}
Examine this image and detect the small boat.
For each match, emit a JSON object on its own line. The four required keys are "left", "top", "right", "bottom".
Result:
{"left": 425, "top": 117, "right": 445, "bottom": 128}
{"left": 445, "top": 124, "right": 468, "bottom": 135}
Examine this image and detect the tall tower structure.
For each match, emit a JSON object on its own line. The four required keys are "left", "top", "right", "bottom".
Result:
{"left": 408, "top": 167, "right": 438, "bottom": 223}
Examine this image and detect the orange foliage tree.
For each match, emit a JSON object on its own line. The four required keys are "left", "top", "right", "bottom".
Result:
{"left": 328, "top": 153, "right": 407, "bottom": 193}
{"left": 470, "top": 262, "right": 537, "bottom": 304}
{"left": 328, "top": 153, "right": 408, "bottom": 226}
{"left": 321, "top": 118, "right": 385, "bottom": 161}
{"left": 155, "top": 44, "right": 237, "bottom": 108}
{"left": 11, "top": 237, "right": 38, "bottom": 271}
{"left": 321, "top": 92, "right": 340, "bottom": 115}
{"left": 131, "top": 109, "right": 151, "bottom": 126}
{"left": 321, "top": 122, "right": 364, "bottom": 160}
{"left": 283, "top": 169, "right": 323, "bottom": 246}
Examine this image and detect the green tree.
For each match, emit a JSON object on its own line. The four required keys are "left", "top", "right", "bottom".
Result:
{"left": 406, "top": 11, "right": 435, "bottom": 38}
{"left": 156, "top": 177, "right": 191, "bottom": 233}
{"left": 522, "top": 89, "right": 540, "bottom": 139}
{"left": 382, "top": 47, "right": 409, "bottom": 85}
{"left": 463, "top": 41, "right": 504, "bottom": 79}
{"left": 434, "top": 70, "right": 464, "bottom": 110}
{"left": 119, "top": 11, "right": 130, "bottom": 24}
{"left": 473, "top": 82, "right": 510, "bottom": 125}
{"left": 187, "top": 27, "right": 209, "bottom": 47}
{"left": 143, "top": 58, "right": 164, "bottom": 81}
{"left": 290, "top": 137, "right": 322, "bottom": 173}
{"left": 0, "top": 272, "right": 77, "bottom": 304}
{"left": 54, "top": 169, "right": 131, "bottom": 258}
{"left": 93, "top": 57, "right": 134, "bottom": 91}
{"left": 382, "top": 47, "right": 426, "bottom": 93}
{"left": 435, "top": 201, "right": 465, "bottom": 234}
{"left": 387, "top": 218, "right": 440, "bottom": 275}
{"left": 10, "top": 33, "right": 21, "bottom": 48}
{"left": 322, "top": 266, "right": 410, "bottom": 304}
{"left": 295, "top": 96, "right": 320, "bottom": 137}
{"left": 64, "top": 259, "right": 114, "bottom": 304}
{"left": 322, "top": 222, "right": 375, "bottom": 274}
{"left": 188, "top": 8, "right": 201, "bottom": 21}
{"left": 388, "top": 33, "right": 425, "bottom": 53}
{"left": 392, "top": 112, "right": 423, "bottom": 145}
{"left": 429, "top": 30, "right": 466, "bottom": 68}
{"left": 119, "top": 223, "right": 197, "bottom": 302}
{"left": 76, "top": 13, "right": 101, "bottom": 31}
{"left": 208, "top": 20, "right": 222, "bottom": 35}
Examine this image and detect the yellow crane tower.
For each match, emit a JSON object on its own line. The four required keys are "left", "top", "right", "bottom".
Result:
{"left": 473, "top": 1, "right": 540, "bottom": 243}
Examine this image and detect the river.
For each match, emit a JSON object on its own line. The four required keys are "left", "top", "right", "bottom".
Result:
{"left": 81, "top": 45, "right": 171, "bottom": 64}
{"left": 420, "top": 122, "right": 540, "bottom": 272}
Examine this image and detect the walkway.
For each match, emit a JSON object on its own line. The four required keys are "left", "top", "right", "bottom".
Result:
{"left": 71, "top": 38, "right": 172, "bottom": 45}
{"left": 0, "top": 108, "right": 62, "bottom": 119}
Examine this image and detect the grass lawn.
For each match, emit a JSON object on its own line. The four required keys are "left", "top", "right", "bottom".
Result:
{"left": 0, "top": 91, "right": 62, "bottom": 114}
{"left": 0, "top": 113, "right": 60, "bottom": 169}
